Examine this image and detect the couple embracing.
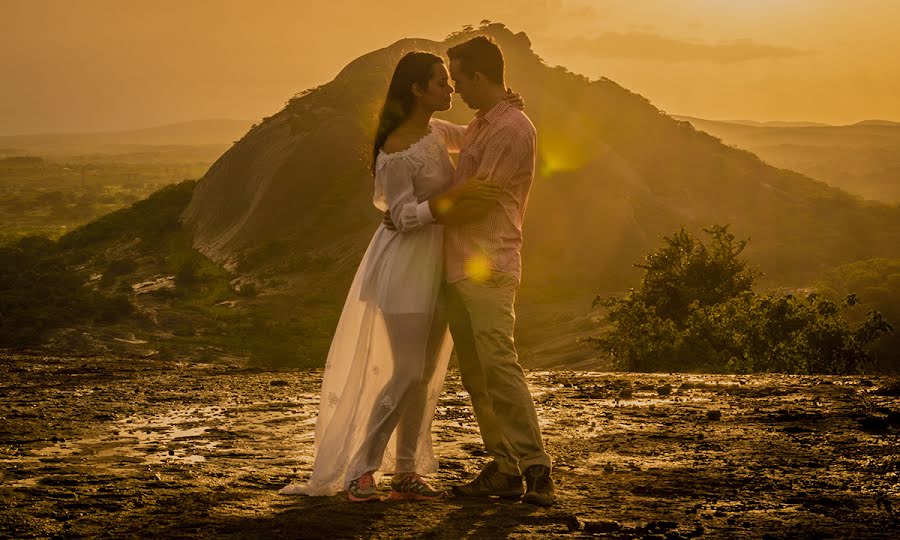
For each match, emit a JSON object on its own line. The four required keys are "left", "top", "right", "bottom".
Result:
{"left": 279, "top": 35, "right": 555, "bottom": 507}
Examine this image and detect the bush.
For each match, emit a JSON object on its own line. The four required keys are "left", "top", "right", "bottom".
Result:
{"left": 101, "top": 258, "right": 138, "bottom": 286}
{"left": 589, "top": 226, "right": 893, "bottom": 374}
{"left": 174, "top": 256, "right": 199, "bottom": 289}
{"left": 0, "top": 236, "right": 135, "bottom": 346}
{"left": 58, "top": 180, "right": 195, "bottom": 250}
{"left": 237, "top": 282, "right": 258, "bottom": 297}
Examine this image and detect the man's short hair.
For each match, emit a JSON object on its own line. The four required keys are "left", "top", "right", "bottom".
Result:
{"left": 447, "top": 36, "right": 505, "bottom": 86}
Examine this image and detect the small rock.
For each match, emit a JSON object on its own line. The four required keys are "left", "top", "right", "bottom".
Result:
{"left": 619, "top": 388, "right": 633, "bottom": 400}
{"left": 562, "top": 514, "right": 582, "bottom": 531}
{"left": 270, "top": 380, "right": 290, "bottom": 387}
{"left": 584, "top": 520, "right": 621, "bottom": 533}
{"left": 706, "top": 410, "right": 722, "bottom": 421}
{"left": 857, "top": 416, "right": 890, "bottom": 433}
{"left": 647, "top": 521, "right": 678, "bottom": 532}
{"left": 657, "top": 384, "right": 673, "bottom": 396}
{"left": 686, "top": 525, "right": 705, "bottom": 537}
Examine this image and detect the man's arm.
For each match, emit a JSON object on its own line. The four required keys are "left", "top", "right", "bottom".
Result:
{"left": 383, "top": 179, "right": 500, "bottom": 230}
{"left": 427, "top": 179, "right": 502, "bottom": 225}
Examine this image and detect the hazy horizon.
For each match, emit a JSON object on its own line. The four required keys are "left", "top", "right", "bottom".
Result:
{"left": 5, "top": 115, "right": 900, "bottom": 139}
{"left": 2, "top": 0, "right": 900, "bottom": 135}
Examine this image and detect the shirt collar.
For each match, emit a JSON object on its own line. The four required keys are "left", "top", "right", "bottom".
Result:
{"left": 475, "top": 99, "right": 513, "bottom": 124}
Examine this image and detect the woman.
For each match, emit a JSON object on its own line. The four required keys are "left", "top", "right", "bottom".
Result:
{"left": 279, "top": 51, "right": 520, "bottom": 501}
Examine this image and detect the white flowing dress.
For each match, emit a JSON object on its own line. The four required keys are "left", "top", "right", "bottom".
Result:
{"left": 280, "top": 118, "right": 465, "bottom": 496}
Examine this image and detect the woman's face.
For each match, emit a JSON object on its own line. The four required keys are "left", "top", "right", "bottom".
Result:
{"left": 416, "top": 62, "right": 454, "bottom": 112}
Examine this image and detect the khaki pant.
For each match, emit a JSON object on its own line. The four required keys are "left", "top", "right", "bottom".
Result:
{"left": 446, "top": 272, "right": 551, "bottom": 476}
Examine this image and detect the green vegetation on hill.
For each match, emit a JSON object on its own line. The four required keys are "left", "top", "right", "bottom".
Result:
{"left": 589, "top": 226, "right": 893, "bottom": 374}
{"left": 1, "top": 178, "right": 329, "bottom": 367}
{"left": 816, "top": 258, "right": 900, "bottom": 371}
{"left": 0, "top": 157, "right": 209, "bottom": 245}
{"left": 0, "top": 181, "right": 205, "bottom": 347}
{"left": 58, "top": 180, "right": 197, "bottom": 250}
{"left": 0, "top": 235, "right": 133, "bottom": 346}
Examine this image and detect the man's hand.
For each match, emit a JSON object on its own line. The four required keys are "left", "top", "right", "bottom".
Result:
{"left": 503, "top": 87, "right": 525, "bottom": 110}
{"left": 431, "top": 178, "right": 503, "bottom": 225}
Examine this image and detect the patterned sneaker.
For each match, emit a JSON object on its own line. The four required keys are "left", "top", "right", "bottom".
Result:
{"left": 388, "top": 473, "right": 444, "bottom": 501}
{"left": 451, "top": 461, "right": 524, "bottom": 499}
{"left": 347, "top": 472, "right": 379, "bottom": 502}
{"left": 522, "top": 465, "right": 556, "bottom": 507}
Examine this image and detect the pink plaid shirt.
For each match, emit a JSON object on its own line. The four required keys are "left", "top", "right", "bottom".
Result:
{"left": 444, "top": 100, "right": 537, "bottom": 284}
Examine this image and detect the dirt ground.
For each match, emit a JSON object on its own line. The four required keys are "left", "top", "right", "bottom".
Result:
{"left": 1, "top": 352, "right": 898, "bottom": 539}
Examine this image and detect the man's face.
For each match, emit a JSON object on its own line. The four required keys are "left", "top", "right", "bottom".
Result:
{"left": 449, "top": 58, "right": 479, "bottom": 110}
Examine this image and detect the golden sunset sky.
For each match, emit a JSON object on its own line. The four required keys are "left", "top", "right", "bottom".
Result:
{"left": 2, "top": 0, "right": 898, "bottom": 134}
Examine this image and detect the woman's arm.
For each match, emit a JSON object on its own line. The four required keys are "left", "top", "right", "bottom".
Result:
{"left": 374, "top": 156, "right": 433, "bottom": 233}
{"left": 429, "top": 118, "right": 466, "bottom": 153}
{"left": 430, "top": 90, "right": 524, "bottom": 153}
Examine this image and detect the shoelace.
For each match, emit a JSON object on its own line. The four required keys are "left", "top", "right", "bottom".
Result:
{"left": 396, "top": 473, "right": 431, "bottom": 493}
{"left": 525, "top": 467, "right": 546, "bottom": 489}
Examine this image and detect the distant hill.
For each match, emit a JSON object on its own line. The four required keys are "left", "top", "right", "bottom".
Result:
{"left": 0, "top": 119, "right": 253, "bottom": 160}
{"left": 178, "top": 24, "right": 900, "bottom": 367}
{"left": 854, "top": 119, "right": 900, "bottom": 127}
{"left": 675, "top": 115, "right": 900, "bottom": 203}
{"left": 725, "top": 120, "right": 831, "bottom": 128}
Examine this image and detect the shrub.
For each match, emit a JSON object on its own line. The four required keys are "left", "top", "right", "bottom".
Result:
{"left": 174, "top": 256, "right": 199, "bottom": 288}
{"left": 0, "top": 236, "right": 134, "bottom": 346}
{"left": 589, "top": 226, "right": 893, "bottom": 374}
{"left": 101, "top": 258, "right": 138, "bottom": 286}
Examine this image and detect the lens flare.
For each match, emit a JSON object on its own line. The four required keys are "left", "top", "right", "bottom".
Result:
{"left": 464, "top": 254, "right": 492, "bottom": 282}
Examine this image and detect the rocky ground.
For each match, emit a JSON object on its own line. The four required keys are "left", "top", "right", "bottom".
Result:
{"left": 1, "top": 352, "right": 898, "bottom": 539}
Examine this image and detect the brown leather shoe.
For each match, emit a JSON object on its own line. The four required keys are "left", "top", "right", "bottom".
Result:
{"left": 522, "top": 465, "right": 556, "bottom": 506}
{"left": 451, "top": 461, "right": 524, "bottom": 498}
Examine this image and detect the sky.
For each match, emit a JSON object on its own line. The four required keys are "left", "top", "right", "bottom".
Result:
{"left": 2, "top": 0, "right": 899, "bottom": 135}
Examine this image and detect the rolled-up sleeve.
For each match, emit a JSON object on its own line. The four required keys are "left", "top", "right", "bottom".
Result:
{"left": 375, "top": 156, "right": 435, "bottom": 233}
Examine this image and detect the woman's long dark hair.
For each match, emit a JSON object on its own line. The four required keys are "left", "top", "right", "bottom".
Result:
{"left": 372, "top": 51, "right": 444, "bottom": 174}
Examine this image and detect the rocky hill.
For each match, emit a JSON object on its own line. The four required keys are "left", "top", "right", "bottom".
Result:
{"left": 178, "top": 24, "right": 900, "bottom": 367}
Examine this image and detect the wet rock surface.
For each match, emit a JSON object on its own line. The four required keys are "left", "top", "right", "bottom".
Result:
{"left": 1, "top": 352, "right": 898, "bottom": 539}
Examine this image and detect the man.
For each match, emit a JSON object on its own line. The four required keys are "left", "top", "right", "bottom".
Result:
{"left": 431, "top": 35, "right": 555, "bottom": 507}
